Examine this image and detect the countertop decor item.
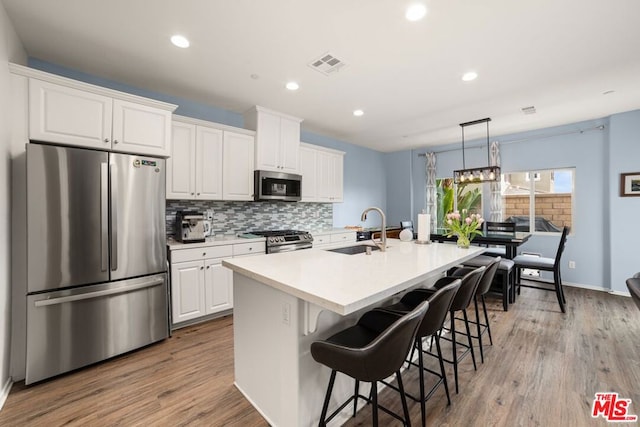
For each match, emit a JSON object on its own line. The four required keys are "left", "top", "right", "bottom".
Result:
{"left": 444, "top": 210, "right": 484, "bottom": 248}
{"left": 399, "top": 228, "right": 413, "bottom": 241}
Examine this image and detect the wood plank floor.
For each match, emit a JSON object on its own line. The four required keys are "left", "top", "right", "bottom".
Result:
{"left": 1, "top": 285, "right": 639, "bottom": 426}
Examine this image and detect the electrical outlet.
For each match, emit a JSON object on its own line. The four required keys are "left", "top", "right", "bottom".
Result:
{"left": 282, "top": 303, "right": 291, "bottom": 325}
{"left": 568, "top": 261, "right": 576, "bottom": 269}
{"left": 206, "top": 210, "right": 214, "bottom": 220}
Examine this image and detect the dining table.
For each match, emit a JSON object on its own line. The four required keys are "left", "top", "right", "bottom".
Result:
{"left": 430, "top": 229, "right": 532, "bottom": 259}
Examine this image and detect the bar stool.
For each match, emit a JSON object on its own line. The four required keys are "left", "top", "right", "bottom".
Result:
{"left": 435, "top": 266, "right": 485, "bottom": 394}
{"left": 462, "top": 257, "right": 500, "bottom": 363}
{"left": 311, "top": 300, "right": 430, "bottom": 426}
{"left": 463, "top": 255, "right": 515, "bottom": 311}
{"left": 377, "top": 277, "right": 462, "bottom": 427}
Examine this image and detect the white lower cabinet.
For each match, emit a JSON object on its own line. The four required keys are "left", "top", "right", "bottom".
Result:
{"left": 169, "top": 241, "right": 264, "bottom": 327}
{"left": 204, "top": 259, "right": 233, "bottom": 314}
{"left": 312, "top": 231, "right": 356, "bottom": 248}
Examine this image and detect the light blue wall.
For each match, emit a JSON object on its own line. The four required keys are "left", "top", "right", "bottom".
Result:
{"left": 608, "top": 110, "right": 640, "bottom": 293}
{"left": 406, "top": 118, "right": 611, "bottom": 290}
{"left": 28, "top": 58, "right": 388, "bottom": 230}
{"left": 383, "top": 151, "right": 413, "bottom": 227}
{"left": 301, "top": 132, "right": 386, "bottom": 228}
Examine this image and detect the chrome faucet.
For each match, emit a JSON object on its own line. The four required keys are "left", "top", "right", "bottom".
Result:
{"left": 361, "top": 207, "right": 387, "bottom": 252}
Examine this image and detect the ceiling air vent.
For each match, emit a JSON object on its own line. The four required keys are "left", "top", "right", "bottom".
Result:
{"left": 521, "top": 106, "right": 537, "bottom": 115}
{"left": 308, "top": 53, "right": 346, "bottom": 76}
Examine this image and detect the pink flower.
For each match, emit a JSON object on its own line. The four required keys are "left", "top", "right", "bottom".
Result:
{"left": 465, "top": 217, "right": 472, "bottom": 225}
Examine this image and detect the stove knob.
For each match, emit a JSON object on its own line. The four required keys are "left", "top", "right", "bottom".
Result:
{"left": 268, "top": 237, "right": 275, "bottom": 243}
{"left": 279, "top": 236, "right": 285, "bottom": 242}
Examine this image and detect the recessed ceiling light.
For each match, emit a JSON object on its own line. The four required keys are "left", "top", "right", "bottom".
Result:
{"left": 406, "top": 4, "right": 427, "bottom": 21}
{"left": 285, "top": 81, "right": 300, "bottom": 91}
{"left": 462, "top": 71, "right": 478, "bottom": 82}
{"left": 353, "top": 109, "right": 364, "bottom": 117}
{"left": 170, "top": 35, "right": 190, "bottom": 48}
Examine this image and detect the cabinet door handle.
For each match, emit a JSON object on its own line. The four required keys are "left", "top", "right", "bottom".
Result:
{"left": 114, "top": 139, "right": 119, "bottom": 144}
{"left": 200, "top": 266, "right": 204, "bottom": 270}
{"left": 104, "top": 138, "right": 110, "bottom": 143}
{"left": 206, "top": 266, "right": 210, "bottom": 269}
{"left": 202, "top": 252, "right": 206, "bottom": 256}
{"left": 191, "top": 192, "right": 195, "bottom": 196}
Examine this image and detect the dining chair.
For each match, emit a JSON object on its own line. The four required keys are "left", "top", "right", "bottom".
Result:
{"left": 626, "top": 273, "right": 640, "bottom": 311}
{"left": 483, "top": 221, "right": 516, "bottom": 257}
{"left": 512, "top": 226, "right": 569, "bottom": 313}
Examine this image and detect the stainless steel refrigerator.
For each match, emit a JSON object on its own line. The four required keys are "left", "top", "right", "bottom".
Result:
{"left": 26, "top": 143, "right": 169, "bottom": 384}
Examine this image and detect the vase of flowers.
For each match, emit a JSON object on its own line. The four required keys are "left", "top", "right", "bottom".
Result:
{"left": 444, "top": 210, "right": 484, "bottom": 248}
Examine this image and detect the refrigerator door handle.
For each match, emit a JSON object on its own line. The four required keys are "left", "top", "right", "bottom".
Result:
{"left": 110, "top": 163, "right": 118, "bottom": 271}
{"left": 34, "top": 278, "right": 164, "bottom": 307}
{"left": 100, "top": 162, "right": 109, "bottom": 271}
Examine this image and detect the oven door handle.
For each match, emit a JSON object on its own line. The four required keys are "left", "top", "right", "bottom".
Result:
{"left": 269, "top": 243, "right": 312, "bottom": 254}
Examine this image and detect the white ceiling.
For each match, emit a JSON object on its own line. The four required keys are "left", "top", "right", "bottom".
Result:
{"left": 3, "top": 0, "right": 640, "bottom": 152}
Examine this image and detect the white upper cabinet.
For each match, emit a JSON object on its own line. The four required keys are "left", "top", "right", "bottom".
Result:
{"left": 299, "top": 142, "right": 345, "bottom": 203}
{"left": 167, "top": 116, "right": 255, "bottom": 201}
{"left": 244, "top": 105, "right": 302, "bottom": 173}
{"left": 166, "top": 121, "right": 196, "bottom": 199}
{"left": 196, "top": 126, "right": 224, "bottom": 199}
{"left": 299, "top": 144, "right": 317, "bottom": 202}
{"left": 223, "top": 131, "right": 255, "bottom": 200}
{"left": 27, "top": 75, "right": 174, "bottom": 157}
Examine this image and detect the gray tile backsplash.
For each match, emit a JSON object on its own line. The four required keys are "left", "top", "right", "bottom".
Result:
{"left": 166, "top": 200, "right": 333, "bottom": 237}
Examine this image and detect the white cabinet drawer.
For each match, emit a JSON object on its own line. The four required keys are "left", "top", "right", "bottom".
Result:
{"left": 171, "top": 245, "right": 233, "bottom": 263}
{"left": 313, "top": 234, "right": 330, "bottom": 246}
{"left": 330, "top": 232, "right": 355, "bottom": 243}
{"left": 233, "top": 241, "right": 265, "bottom": 256}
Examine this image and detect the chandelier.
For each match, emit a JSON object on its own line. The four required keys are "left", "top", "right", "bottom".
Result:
{"left": 453, "top": 117, "right": 500, "bottom": 184}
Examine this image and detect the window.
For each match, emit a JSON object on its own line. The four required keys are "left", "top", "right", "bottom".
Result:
{"left": 436, "top": 178, "right": 483, "bottom": 229}
{"left": 502, "top": 168, "right": 574, "bottom": 233}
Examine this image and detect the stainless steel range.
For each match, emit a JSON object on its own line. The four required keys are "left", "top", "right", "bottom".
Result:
{"left": 250, "top": 230, "right": 313, "bottom": 254}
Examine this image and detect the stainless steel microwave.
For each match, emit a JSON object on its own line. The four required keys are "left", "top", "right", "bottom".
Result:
{"left": 254, "top": 170, "right": 302, "bottom": 202}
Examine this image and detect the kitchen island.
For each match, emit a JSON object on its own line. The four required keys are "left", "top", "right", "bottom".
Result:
{"left": 222, "top": 240, "right": 483, "bottom": 427}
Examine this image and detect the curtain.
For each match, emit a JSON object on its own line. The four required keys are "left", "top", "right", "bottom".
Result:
{"left": 489, "top": 141, "right": 502, "bottom": 222}
{"left": 425, "top": 152, "right": 437, "bottom": 230}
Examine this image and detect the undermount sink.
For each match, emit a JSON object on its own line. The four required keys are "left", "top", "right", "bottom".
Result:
{"left": 327, "top": 245, "right": 380, "bottom": 255}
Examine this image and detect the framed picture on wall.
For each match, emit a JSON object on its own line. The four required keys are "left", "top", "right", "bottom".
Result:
{"left": 620, "top": 172, "right": 640, "bottom": 197}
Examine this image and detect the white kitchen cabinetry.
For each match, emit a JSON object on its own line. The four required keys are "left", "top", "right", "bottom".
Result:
{"left": 312, "top": 230, "right": 356, "bottom": 248}
{"left": 244, "top": 106, "right": 302, "bottom": 173}
{"left": 169, "top": 240, "right": 265, "bottom": 327}
{"left": 223, "top": 132, "right": 255, "bottom": 200}
{"left": 167, "top": 116, "right": 255, "bottom": 201}
{"left": 299, "top": 143, "right": 345, "bottom": 202}
{"left": 28, "top": 77, "right": 174, "bottom": 157}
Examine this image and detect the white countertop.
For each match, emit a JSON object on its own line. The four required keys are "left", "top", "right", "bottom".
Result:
{"left": 167, "top": 235, "right": 265, "bottom": 250}
{"left": 223, "top": 240, "right": 484, "bottom": 315}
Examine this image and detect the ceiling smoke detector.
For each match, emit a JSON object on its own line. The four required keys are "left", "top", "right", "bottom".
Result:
{"left": 308, "top": 53, "right": 346, "bottom": 76}
{"left": 521, "top": 106, "right": 537, "bottom": 115}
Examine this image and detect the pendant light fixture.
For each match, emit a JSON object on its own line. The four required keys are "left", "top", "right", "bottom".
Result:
{"left": 453, "top": 117, "right": 500, "bottom": 184}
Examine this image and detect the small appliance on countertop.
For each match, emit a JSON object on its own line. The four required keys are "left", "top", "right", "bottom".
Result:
{"left": 176, "top": 211, "right": 206, "bottom": 243}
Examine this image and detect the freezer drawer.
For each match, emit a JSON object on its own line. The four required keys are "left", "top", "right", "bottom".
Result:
{"left": 26, "top": 273, "right": 169, "bottom": 384}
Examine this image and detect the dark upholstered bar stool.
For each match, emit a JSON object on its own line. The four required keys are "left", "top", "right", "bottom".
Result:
{"left": 626, "top": 273, "right": 640, "bottom": 311}
{"left": 464, "top": 257, "right": 500, "bottom": 363}
{"left": 425, "top": 267, "right": 485, "bottom": 394}
{"left": 463, "top": 255, "right": 514, "bottom": 311}
{"left": 311, "top": 300, "right": 430, "bottom": 427}
{"left": 513, "top": 226, "right": 569, "bottom": 313}
{"left": 377, "top": 277, "right": 461, "bottom": 427}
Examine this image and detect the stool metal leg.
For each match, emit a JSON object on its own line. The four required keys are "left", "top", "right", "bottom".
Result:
{"left": 482, "top": 295, "right": 493, "bottom": 345}
{"left": 371, "top": 381, "right": 378, "bottom": 427}
{"left": 396, "top": 371, "right": 412, "bottom": 427}
{"left": 417, "top": 339, "right": 426, "bottom": 426}
{"left": 434, "top": 334, "right": 451, "bottom": 405}
{"left": 462, "top": 309, "right": 477, "bottom": 371}
{"left": 474, "top": 297, "right": 485, "bottom": 364}
{"left": 353, "top": 380, "right": 359, "bottom": 417}
{"left": 319, "top": 370, "right": 337, "bottom": 427}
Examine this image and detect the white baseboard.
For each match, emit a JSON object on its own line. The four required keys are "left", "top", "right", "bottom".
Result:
{"left": 561, "top": 281, "right": 631, "bottom": 296}
{"left": 0, "top": 377, "right": 13, "bottom": 411}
